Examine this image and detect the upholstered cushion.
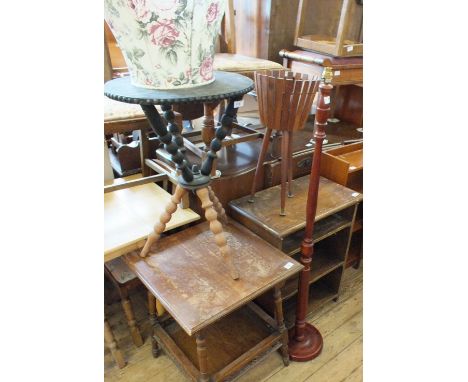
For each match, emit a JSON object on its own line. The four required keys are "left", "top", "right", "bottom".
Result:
{"left": 214, "top": 53, "right": 283, "bottom": 74}
{"left": 104, "top": 97, "right": 146, "bottom": 122}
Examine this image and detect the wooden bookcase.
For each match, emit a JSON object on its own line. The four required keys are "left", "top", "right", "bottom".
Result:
{"left": 228, "top": 175, "right": 362, "bottom": 326}
{"left": 321, "top": 142, "right": 363, "bottom": 267}
{"left": 295, "top": 0, "right": 363, "bottom": 57}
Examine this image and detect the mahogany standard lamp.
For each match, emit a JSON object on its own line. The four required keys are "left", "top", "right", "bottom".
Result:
{"left": 288, "top": 68, "right": 333, "bottom": 361}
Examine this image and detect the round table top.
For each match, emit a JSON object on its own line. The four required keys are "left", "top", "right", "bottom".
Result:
{"left": 104, "top": 71, "right": 254, "bottom": 105}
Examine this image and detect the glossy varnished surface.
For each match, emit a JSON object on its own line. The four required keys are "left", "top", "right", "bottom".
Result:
{"left": 124, "top": 220, "right": 302, "bottom": 336}
{"left": 229, "top": 176, "right": 362, "bottom": 239}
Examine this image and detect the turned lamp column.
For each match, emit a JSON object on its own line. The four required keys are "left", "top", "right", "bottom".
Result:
{"left": 288, "top": 68, "right": 333, "bottom": 362}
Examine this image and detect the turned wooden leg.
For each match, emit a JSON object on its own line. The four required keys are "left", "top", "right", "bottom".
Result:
{"left": 121, "top": 297, "right": 144, "bottom": 347}
{"left": 202, "top": 101, "right": 219, "bottom": 148}
{"left": 280, "top": 131, "right": 290, "bottom": 216}
{"left": 196, "top": 332, "right": 210, "bottom": 382}
{"left": 287, "top": 130, "right": 294, "bottom": 198}
{"left": 140, "top": 185, "right": 187, "bottom": 257}
{"left": 208, "top": 186, "right": 227, "bottom": 225}
{"left": 196, "top": 187, "right": 239, "bottom": 280}
{"left": 249, "top": 128, "right": 273, "bottom": 202}
{"left": 104, "top": 318, "right": 126, "bottom": 369}
{"left": 147, "top": 291, "right": 161, "bottom": 358}
{"left": 273, "top": 286, "right": 290, "bottom": 366}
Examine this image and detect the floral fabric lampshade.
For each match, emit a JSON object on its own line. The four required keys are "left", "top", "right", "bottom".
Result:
{"left": 105, "top": 0, "right": 227, "bottom": 89}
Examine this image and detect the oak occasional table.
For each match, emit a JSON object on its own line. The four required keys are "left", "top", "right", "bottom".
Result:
{"left": 124, "top": 219, "right": 303, "bottom": 382}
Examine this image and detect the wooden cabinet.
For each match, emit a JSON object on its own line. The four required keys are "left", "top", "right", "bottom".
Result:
{"left": 228, "top": 175, "right": 362, "bottom": 326}
{"left": 320, "top": 142, "right": 363, "bottom": 268}
{"left": 295, "top": 0, "right": 363, "bottom": 57}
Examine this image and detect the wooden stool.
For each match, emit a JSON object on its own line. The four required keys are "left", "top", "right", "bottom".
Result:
{"left": 249, "top": 70, "right": 321, "bottom": 216}
{"left": 105, "top": 257, "right": 144, "bottom": 347}
{"left": 124, "top": 219, "right": 303, "bottom": 382}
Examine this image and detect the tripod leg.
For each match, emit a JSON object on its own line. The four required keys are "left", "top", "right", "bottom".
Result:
{"left": 196, "top": 187, "right": 239, "bottom": 280}
{"left": 208, "top": 186, "right": 227, "bottom": 225}
{"left": 140, "top": 185, "right": 187, "bottom": 257}
{"left": 280, "top": 131, "right": 290, "bottom": 216}
{"left": 249, "top": 128, "right": 272, "bottom": 202}
{"left": 287, "top": 130, "right": 294, "bottom": 198}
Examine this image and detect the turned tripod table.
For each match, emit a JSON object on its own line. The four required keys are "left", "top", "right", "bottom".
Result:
{"left": 105, "top": 71, "right": 254, "bottom": 280}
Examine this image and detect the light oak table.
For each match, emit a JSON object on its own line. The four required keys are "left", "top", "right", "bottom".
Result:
{"left": 104, "top": 175, "right": 200, "bottom": 262}
{"left": 104, "top": 174, "right": 200, "bottom": 368}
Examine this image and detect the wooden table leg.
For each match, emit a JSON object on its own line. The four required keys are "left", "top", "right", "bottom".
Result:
{"left": 249, "top": 128, "right": 272, "bottom": 202}
{"left": 208, "top": 186, "right": 227, "bottom": 225}
{"left": 196, "top": 187, "right": 239, "bottom": 280}
{"left": 148, "top": 291, "right": 161, "bottom": 358}
{"left": 121, "top": 295, "right": 144, "bottom": 347}
{"left": 280, "top": 131, "right": 290, "bottom": 216}
{"left": 196, "top": 331, "right": 210, "bottom": 382}
{"left": 104, "top": 317, "right": 126, "bottom": 369}
{"left": 140, "top": 185, "right": 187, "bottom": 257}
{"left": 287, "top": 130, "right": 294, "bottom": 197}
{"left": 202, "top": 101, "right": 220, "bottom": 148}
{"left": 273, "top": 285, "right": 290, "bottom": 366}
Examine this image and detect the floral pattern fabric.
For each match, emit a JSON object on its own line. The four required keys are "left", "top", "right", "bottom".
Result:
{"left": 105, "top": 0, "right": 226, "bottom": 89}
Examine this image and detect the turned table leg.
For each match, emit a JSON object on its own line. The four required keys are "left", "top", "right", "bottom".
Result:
{"left": 208, "top": 186, "right": 227, "bottom": 225}
{"left": 202, "top": 101, "right": 220, "bottom": 148}
{"left": 148, "top": 291, "right": 161, "bottom": 358}
{"left": 140, "top": 185, "right": 187, "bottom": 257}
{"left": 196, "top": 187, "right": 239, "bottom": 280}
{"left": 273, "top": 285, "right": 290, "bottom": 366}
{"left": 104, "top": 317, "right": 126, "bottom": 369}
{"left": 196, "top": 331, "right": 210, "bottom": 382}
{"left": 121, "top": 295, "right": 144, "bottom": 347}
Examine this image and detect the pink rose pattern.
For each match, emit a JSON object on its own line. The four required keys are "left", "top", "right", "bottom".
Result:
{"left": 199, "top": 56, "right": 213, "bottom": 81}
{"left": 206, "top": 2, "right": 219, "bottom": 24}
{"left": 147, "top": 19, "right": 180, "bottom": 47}
{"left": 105, "top": 0, "right": 225, "bottom": 88}
{"left": 128, "top": 0, "right": 152, "bottom": 23}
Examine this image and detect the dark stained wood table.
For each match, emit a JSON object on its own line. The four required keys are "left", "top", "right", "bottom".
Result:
{"left": 124, "top": 220, "right": 303, "bottom": 382}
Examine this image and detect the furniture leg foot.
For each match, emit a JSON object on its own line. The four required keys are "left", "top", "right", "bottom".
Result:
{"left": 148, "top": 292, "right": 161, "bottom": 358}
{"left": 288, "top": 323, "right": 323, "bottom": 362}
{"left": 196, "top": 332, "right": 210, "bottom": 382}
{"left": 121, "top": 298, "right": 144, "bottom": 347}
{"left": 273, "top": 286, "right": 290, "bottom": 367}
{"left": 140, "top": 185, "right": 187, "bottom": 257}
{"left": 104, "top": 318, "right": 126, "bottom": 369}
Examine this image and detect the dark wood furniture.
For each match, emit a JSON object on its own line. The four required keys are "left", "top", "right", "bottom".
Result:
{"left": 280, "top": 49, "right": 363, "bottom": 125}
{"left": 104, "top": 257, "right": 144, "bottom": 348}
{"left": 229, "top": 175, "right": 362, "bottom": 326}
{"left": 294, "top": 0, "right": 363, "bottom": 57}
{"left": 249, "top": 70, "right": 320, "bottom": 216}
{"left": 321, "top": 141, "right": 363, "bottom": 268}
{"left": 124, "top": 219, "right": 303, "bottom": 382}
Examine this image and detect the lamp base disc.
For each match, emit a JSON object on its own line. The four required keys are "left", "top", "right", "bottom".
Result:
{"left": 288, "top": 323, "right": 323, "bottom": 362}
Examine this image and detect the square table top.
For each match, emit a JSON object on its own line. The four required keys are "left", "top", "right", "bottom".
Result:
{"left": 124, "top": 219, "right": 303, "bottom": 336}
{"left": 229, "top": 176, "right": 363, "bottom": 239}
{"left": 104, "top": 176, "right": 200, "bottom": 262}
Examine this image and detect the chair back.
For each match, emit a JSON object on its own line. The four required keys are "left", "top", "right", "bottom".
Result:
{"left": 255, "top": 70, "right": 321, "bottom": 132}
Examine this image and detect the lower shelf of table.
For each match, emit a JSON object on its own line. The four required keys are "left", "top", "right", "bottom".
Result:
{"left": 157, "top": 304, "right": 283, "bottom": 382}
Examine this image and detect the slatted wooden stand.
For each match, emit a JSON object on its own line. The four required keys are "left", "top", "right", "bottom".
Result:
{"left": 288, "top": 68, "right": 334, "bottom": 362}
{"left": 249, "top": 70, "right": 321, "bottom": 215}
